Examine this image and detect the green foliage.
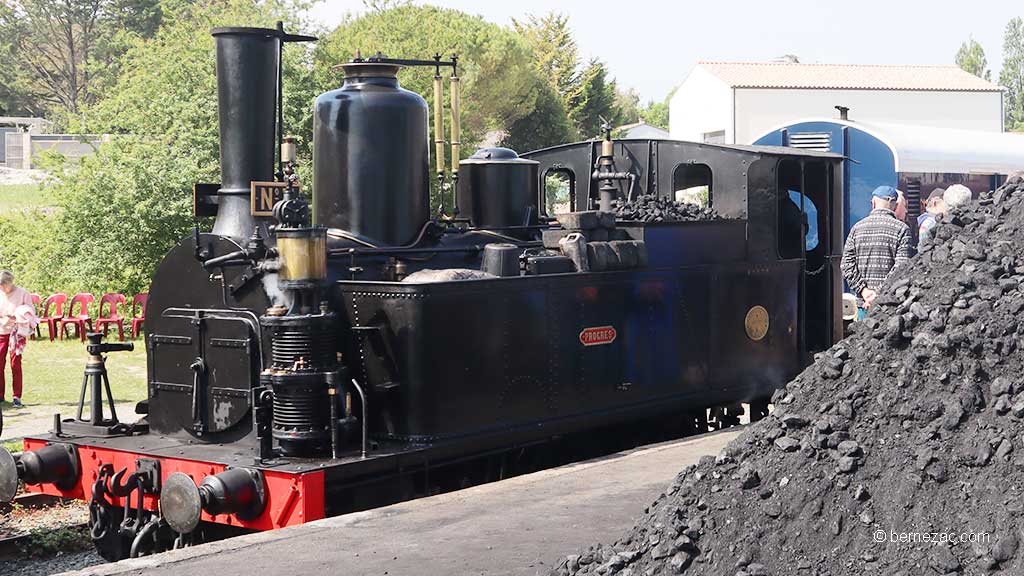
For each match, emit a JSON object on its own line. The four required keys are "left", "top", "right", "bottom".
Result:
{"left": 615, "top": 88, "right": 641, "bottom": 125}
{"left": 513, "top": 12, "right": 579, "bottom": 103}
{"left": 40, "top": 138, "right": 198, "bottom": 296}
{"left": 0, "top": 0, "right": 316, "bottom": 297}
{"left": 0, "top": 184, "right": 52, "bottom": 213}
{"left": 955, "top": 36, "right": 991, "bottom": 80}
{"left": 1001, "top": 18, "right": 1024, "bottom": 131}
{"left": 0, "top": 0, "right": 163, "bottom": 119}
{"left": 515, "top": 12, "right": 622, "bottom": 141}
{"left": 544, "top": 171, "right": 571, "bottom": 215}
{"left": 568, "top": 59, "right": 619, "bottom": 138}
{"left": 640, "top": 100, "right": 670, "bottom": 130}
{"left": 19, "top": 526, "right": 92, "bottom": 557}
{"left": 500, "top": 79, "right": 574, "bottom": 153}
{"left": 0, "top": 2, "right": 35, "bottom": 115}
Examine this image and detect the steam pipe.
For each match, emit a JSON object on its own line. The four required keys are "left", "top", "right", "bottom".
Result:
{"left": 432, "top": 55, "right": 447, "bottom": 217}
{"left": 449, "top": 60, "right": 462, "bottom": 216}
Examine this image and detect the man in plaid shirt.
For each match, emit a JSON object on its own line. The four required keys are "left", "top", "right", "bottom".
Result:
{"left": 841, "top": 186, "right": 912, "bottom": 310}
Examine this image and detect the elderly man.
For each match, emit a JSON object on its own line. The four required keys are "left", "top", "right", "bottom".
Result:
{"left": 841, "top": 186, "right": 912, "bottom": 313}
{"left": 944, "top": 184, "right": 972, "bottom": 209}
{"left": 0, "top": 270, "right": 33, "bottom": 407}
{"left": 918, "top": 188, "right": 946, "bottom": 249}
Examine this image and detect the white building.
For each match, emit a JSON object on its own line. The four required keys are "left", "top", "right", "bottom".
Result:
{"left": 668, "top": 62, "right": 1004, "bottom": 145}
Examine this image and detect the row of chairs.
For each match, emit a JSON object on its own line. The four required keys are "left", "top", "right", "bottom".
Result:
{"left": 31, "top": 292, "right": 147, "bottom": 342}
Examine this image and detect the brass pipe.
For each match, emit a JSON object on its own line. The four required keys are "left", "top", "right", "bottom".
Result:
{"left": 432, "top": 74, "right": 446, "bottom": 176}
{"left": 449, "top": 74, "right": 462, "bottom": 173}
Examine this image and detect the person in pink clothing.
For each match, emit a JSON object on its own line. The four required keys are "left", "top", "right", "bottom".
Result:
{"left": 0, "top": 270, "right": 34, "bottom": 407}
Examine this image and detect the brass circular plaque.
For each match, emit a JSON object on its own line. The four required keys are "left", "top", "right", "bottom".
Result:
{"left": 745, "top": 306, "right": 770, "bottom": 341}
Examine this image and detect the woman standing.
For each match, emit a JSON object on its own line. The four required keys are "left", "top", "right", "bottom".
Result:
{"left": 0, "top": 270, "right": 34, "bottom": 407}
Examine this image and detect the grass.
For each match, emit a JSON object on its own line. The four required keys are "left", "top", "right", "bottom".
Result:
{"left": 0, "top": 184, "right": 52, "bottom": 213}
{"left": 3, "top": 335, "right": 147, "bottom": 407}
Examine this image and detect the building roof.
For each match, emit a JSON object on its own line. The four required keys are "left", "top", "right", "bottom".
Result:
{"left": 697, "top": 62, "right": 1002, "bottom": 92}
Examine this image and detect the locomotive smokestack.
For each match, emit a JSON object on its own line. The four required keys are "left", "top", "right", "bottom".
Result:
{"left": 210, "top": 27, "right": 282, "bottom": 240}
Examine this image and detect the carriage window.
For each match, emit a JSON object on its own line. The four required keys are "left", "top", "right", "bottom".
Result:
{"left": 672, "top": 163, "right": 712, "bottom": 208}
{"left": 544, "top": 169, "right": 575, "bottom": 216}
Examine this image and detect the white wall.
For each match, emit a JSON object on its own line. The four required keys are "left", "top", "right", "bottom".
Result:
{"left": 734, "top": 88, "right": 1003, "bottom": 144}
{"left": 669, "top": 66, "right": 733, "bottom": 143}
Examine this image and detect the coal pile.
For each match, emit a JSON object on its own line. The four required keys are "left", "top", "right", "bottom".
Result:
{"left": 552, "top": 175, "right": 1024, "bottom": 576}
{"left": 612, "top": 194, "right": 718, "bottom": 223}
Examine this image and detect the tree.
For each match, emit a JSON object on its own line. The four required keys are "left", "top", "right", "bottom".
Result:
{"left": 568, "top": 59, "right": 619, "bottom": 138}
{"left": 1001, "top": 18, "right": 1024, "bottom": 131}
{"left": 8, "top": 0, "right": 314, "bottom": 296}
{"left": 0, "top": 0, "right": 162, "bottom": 119}
{"left": 515, "top": 12, "right": 621, "bottom": 140}
{"left": 500, "top": 78, "right": 573, "bottom": 153}
{"left": 638, "top": 86, "right": 677, "bottom": 130}
{"left": 0, "top": 1, "right": 35, "bottom": 115}
{"left": 956, "top": 36, "right": 991, "bottom": 80}
{"left": 512, "top": 13, "right": 579, "bottom": 103}
{"left": 615, "top": 87, "right": 641, "bottom": 125}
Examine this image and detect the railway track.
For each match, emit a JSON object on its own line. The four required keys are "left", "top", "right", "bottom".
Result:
{"left": 0, "top": 493, "right": 88, "bottom": 559}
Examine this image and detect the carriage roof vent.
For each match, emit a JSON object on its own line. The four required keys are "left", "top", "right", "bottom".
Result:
{"left": 787, "top": 132, "right": 832, "bottom": 153}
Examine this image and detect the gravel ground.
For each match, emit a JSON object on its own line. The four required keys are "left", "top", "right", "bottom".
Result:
{"left": 0, "top": 499, "right": 89, "bottom": 538}
{"left": 1, "top": 499, "right": 99, "bottom": 576}
{"left": 3, "top": 550, "right": 104, "bottom": 576}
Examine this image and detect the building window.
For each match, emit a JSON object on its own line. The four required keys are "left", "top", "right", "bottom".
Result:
{"left": 544, "top": 168, "right": 575, "bottom": 216}
{"left": 673, "top": 163, "right": 712, "bottom": 208}
{"left": 702, "top": 130, "right": 725, "bottom": 144}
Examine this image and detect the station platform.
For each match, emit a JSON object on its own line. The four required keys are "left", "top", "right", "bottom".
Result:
{"left": 64, "top": 429, "right": 741, "bottom": 576}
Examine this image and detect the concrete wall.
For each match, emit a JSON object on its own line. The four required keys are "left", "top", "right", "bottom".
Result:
{"left": 734, "top": 88, "right": 1004, "bottom": 144}
{"left": 2, "top": 133, "right": 103, "bottom": 168}
{"left": 669, "top": 66, "right": 734, "bottom": 143}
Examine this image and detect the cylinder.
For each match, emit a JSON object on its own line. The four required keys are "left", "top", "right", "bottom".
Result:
{"left": 457, "top": 148, "right": 539, "bottom": 229}
{"left": 270, "top": 372, "right": 332, "bottom": 456}
{"left": 313, "top": 62, "right": 430, "bottom": 246}
{"left": 210, "top": 27, "right": 281, "bottom": 240}
{"left": 276, "top": 228, "right": 327, "bottom": 285}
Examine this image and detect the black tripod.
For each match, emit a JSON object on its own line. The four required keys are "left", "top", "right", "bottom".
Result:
{"left": 61, "top": 332, "right": 136, "bottom": 436}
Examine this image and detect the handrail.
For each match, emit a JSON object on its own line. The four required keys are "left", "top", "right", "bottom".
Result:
{"left": 350, "top": 378, "right": 369, "bottom": 459}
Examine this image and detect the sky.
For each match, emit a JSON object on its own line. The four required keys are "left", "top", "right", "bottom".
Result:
{"left": 307, "top": 0, "right": 1021, "bottom": 102}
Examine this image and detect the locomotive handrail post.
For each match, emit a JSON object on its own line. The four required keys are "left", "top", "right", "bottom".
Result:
{"left": 350, "top": 378, "right": 369, "bottom": 459}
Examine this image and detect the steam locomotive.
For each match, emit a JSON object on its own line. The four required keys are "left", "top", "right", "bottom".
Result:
{"left": 0, "top": 25, "right": 845, "bottom": 560}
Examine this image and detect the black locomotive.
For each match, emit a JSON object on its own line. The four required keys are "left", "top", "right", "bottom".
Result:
{"left": 0, "top": 25, "right": 844, "bottom": 559}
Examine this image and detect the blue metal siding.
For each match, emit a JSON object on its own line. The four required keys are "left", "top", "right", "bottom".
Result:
{"left": 753, "top": 121, "right": 897, "bottom": 238}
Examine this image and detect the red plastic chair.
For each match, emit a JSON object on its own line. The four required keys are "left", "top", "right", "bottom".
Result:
{"left": 130, "top": 293, "right": 148, "bottom": 339}
{"left": 29, "top": 293, "right": 41, "bottom": 339}
{"left": 60, "top": 293, "right": 95, "bottom": 342}
{"left": 39, "top": 293, "right": 68, "bottom": 342}
{"left": 95, "top": 293, "right": 126, "bottom": 342}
